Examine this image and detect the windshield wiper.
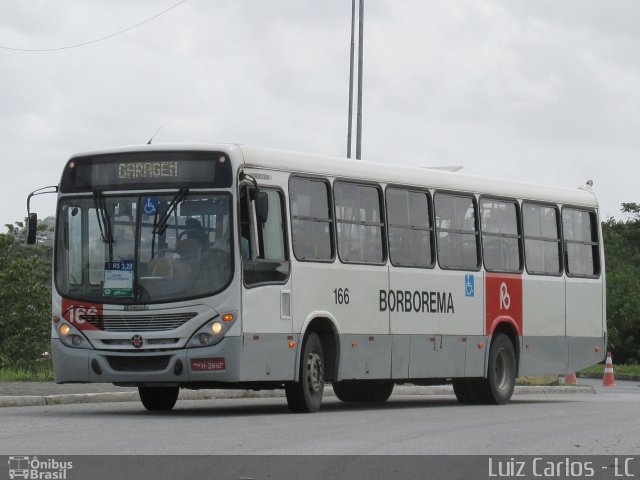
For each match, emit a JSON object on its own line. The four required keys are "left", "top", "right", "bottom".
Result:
{"left": 93, "top": 191, "right": 114, "bottom": 260}
{"left": 153, "top": 188, "right": 189, "bottom": 236}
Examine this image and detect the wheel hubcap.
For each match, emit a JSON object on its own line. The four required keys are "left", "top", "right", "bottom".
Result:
{"left": 495, "top": 349, "right": 513, "bottom": 392}
{"left": 306, "top": 352, "right": 324, "bottom": 394}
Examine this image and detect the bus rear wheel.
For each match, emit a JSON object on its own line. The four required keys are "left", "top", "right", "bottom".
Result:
{"left": 333, "top": 380, "right": 394, "bottom": 403}
{"left": 285, "top": 332, "right": 325, "bottom": 413}
{"left": 485, "top": 333, "right": 517, "bottom": 404}
{"left": 453, "top": 334, "right": 516, "bottom": 405}
{"left": 138, "top": 386, "right": 179, "bottom": 411}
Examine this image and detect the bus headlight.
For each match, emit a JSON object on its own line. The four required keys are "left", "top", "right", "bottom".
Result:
{"left": 186, "top": 313, "right": 236, "bottom": 348}
{"left": 56, "top": 322, "right": 93, "bottom": 349}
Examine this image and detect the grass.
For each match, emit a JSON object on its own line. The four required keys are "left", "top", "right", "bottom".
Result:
{"left": 0, "top": 367, "right": 54, "bottom": 382}
{"left": 516, "top": 375, "right": 559, "bottom": 386}
{"left": 579, "top": 363, "right": 640, "bottom": 377}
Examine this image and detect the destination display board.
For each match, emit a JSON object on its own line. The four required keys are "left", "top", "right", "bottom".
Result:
{"left": 60, "top": 150, "right": 233, "bottom": 192}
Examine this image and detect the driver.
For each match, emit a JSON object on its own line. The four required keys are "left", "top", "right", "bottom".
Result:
{"left": 184, "top": 218, "right": 207, "bottom": 248}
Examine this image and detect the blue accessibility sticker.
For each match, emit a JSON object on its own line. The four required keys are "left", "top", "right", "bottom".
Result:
{"left": 142, "top": 196, "right": 160, "bottom": 215}
{"left": 465, "top": 274, "right": 475, "bottom": 297}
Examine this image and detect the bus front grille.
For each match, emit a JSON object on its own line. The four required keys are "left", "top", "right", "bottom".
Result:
{"left": 82, "top": 313, "right": 197, "bottom": 332}
{"left": 106, "top": 355, "right": 171, "bottom": 372}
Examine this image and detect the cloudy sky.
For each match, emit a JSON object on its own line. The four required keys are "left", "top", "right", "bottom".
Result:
{"left": 1, "top": 0, "right": 638, "bottom": 228}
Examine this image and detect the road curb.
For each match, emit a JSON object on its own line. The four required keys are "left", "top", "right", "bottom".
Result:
{"left": 0, "top": 384, "right": 595, "bottom": 408}
{"left": 0, "top": 396, "right": 47, "bottom": 407}
{"left": 578, "top": 373, "right": 640, "bottom": 381}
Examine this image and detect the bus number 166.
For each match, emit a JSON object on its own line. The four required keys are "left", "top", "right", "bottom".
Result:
{"left": 333, "top": 288, "right": 350, "bottom": 305}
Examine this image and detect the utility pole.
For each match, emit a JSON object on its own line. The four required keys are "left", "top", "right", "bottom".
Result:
{"left": 347, "top": 0, "right": 355, "bottom": 159}
{"left": 355, "top": 0, "right": 364, "bottom": 160}
{"left": 347, "top": 0, "right": 364, "bottom": 159}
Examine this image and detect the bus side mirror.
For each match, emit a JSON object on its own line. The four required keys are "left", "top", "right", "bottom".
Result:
{"left": 255, "top": 191, "right": 269, "bottom": 224}
{"left": 27, "top": 213, "right": 38, "bottom": 245}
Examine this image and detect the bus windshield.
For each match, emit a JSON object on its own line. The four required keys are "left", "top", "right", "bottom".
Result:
{"left": 55, "top": 192, "right": 233, "bottom": 304}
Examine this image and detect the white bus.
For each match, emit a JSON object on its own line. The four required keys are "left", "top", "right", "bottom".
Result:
{"left": 27, "top": 144, "right": 606, "bottom": 412}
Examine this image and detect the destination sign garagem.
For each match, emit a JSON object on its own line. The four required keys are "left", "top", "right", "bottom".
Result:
{"left": 118, "top": 161, "right": 179, "bottom": 180}
{"left": 60, "top": 151, "right": 233, "bottom": 192}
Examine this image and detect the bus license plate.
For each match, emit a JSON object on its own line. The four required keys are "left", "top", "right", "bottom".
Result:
{"left": 191, "top": 357, "right": 226, "bottom": 371}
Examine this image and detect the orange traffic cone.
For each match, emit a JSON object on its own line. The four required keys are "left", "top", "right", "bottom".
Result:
{"left": 602, "top": 352, "right": 616, "bottom": 387}
{"left": 564, "top": 372, "right": 577, "bottom": 385}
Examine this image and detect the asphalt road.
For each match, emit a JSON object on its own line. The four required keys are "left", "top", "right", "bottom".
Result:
{"left": 2, "top": 380, "right": 639, "bottom": 456}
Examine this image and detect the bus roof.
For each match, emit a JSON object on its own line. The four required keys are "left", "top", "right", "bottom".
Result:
{"left": 239, "top": 145, "right": 598, "bottom": 209}
{"left": 69, "top": 143, "right": 598, "bottom": 209}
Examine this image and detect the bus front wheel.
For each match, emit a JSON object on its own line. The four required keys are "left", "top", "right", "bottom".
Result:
{"left": 138, "top": 386, "right": 179, "bottom": 411}
{"left": 285, "top": 332, "right": 325, "bottom": 413}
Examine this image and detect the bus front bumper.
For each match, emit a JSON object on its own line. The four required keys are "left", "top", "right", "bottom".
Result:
{"left": 51, "top": 337, "right": 242, "bottom": 384}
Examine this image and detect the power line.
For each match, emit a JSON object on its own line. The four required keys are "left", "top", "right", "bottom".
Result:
{"left": 0, "top": 0, "right": 189, "bottom": 52}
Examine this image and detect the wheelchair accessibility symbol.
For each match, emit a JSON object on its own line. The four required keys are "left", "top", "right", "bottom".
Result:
{"left": 143, "top": 196, "right": 160, "bottom": 215}
{"left": 465, "top": 274, "right": 475, "bottom": 297}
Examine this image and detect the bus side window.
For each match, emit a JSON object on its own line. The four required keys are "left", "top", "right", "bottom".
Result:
{"left": 241, "top": 187, "right": 290, "bottom": 286}
{"left": 562, "top": 208, "right": 600, "bottom": 277}
{"left": 523, "top": 203, "right": 562, "bottom": 275}
{"left": 435, "top": 193, "right": 480, "bottom": 270}
{"left": 386, "top": 187, "right": 434, "bottom": 268}
{"left": 334, "top": 181, "right": 385, "bottom": 264}
{"left": 480, "top": 198, "right": 522, "bottom": 273}
{"left": 289, "top": 177, "right": 333, "bottom": 261}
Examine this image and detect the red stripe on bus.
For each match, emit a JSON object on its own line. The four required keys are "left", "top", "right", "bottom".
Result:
{"left": 485, "top": 273, "right": 523, "bottom": 336}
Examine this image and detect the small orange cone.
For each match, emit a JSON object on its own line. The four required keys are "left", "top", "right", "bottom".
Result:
{"left": 564, "top": 372, "right": 577, "bottom": 385}
{"left": 602, "top": 352, "right": 616, "bottom": 387}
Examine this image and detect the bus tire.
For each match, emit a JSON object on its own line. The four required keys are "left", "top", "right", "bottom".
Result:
{"left": 484, "top": 333, "right": 517, "bottom": 404}
{"left": 333, "top": 380, "right": 394, "bottom": 403}
{"left": 452, "top": 379, "right": 481, "bottom": 404}
{"left": 367, "top": 381, "right": 394, "bottom": 403}
{"left": 332, "top": 381, "right": 357, "bottom": 402}
{"left": 138, "top": 386, "right": 179, "bottom": 411}
{"left": 285, "top": 332, "right": 325, "bottom": 413}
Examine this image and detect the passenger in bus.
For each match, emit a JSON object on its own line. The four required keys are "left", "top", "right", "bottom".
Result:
{"left": 212, "top": 230, "right": 231, "bottom": 253}
{"left": 211, "top": 230, "right": 250, "bottom": 259}
{"left": 149, "top": 254, "right": 174, "bottom": 278}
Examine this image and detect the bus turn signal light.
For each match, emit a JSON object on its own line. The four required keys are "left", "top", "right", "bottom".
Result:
{"left": 59, "top": 324, "right": 70, "bottom": 336}
{"left": 289, "top": 341, "right": 296, "bottom": 348}
{"left": 478, "top": 342, "right": 485, "bottom": 349}
{"left": 222, "top": 313, "right": 234, "bottom": 322}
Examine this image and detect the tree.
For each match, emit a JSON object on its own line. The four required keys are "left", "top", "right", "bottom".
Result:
{"left": 0, "top": 221, "right": 53, "bottom": 370}
{"left": 603, "top": 204, "right": 640, "bottom": 363}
